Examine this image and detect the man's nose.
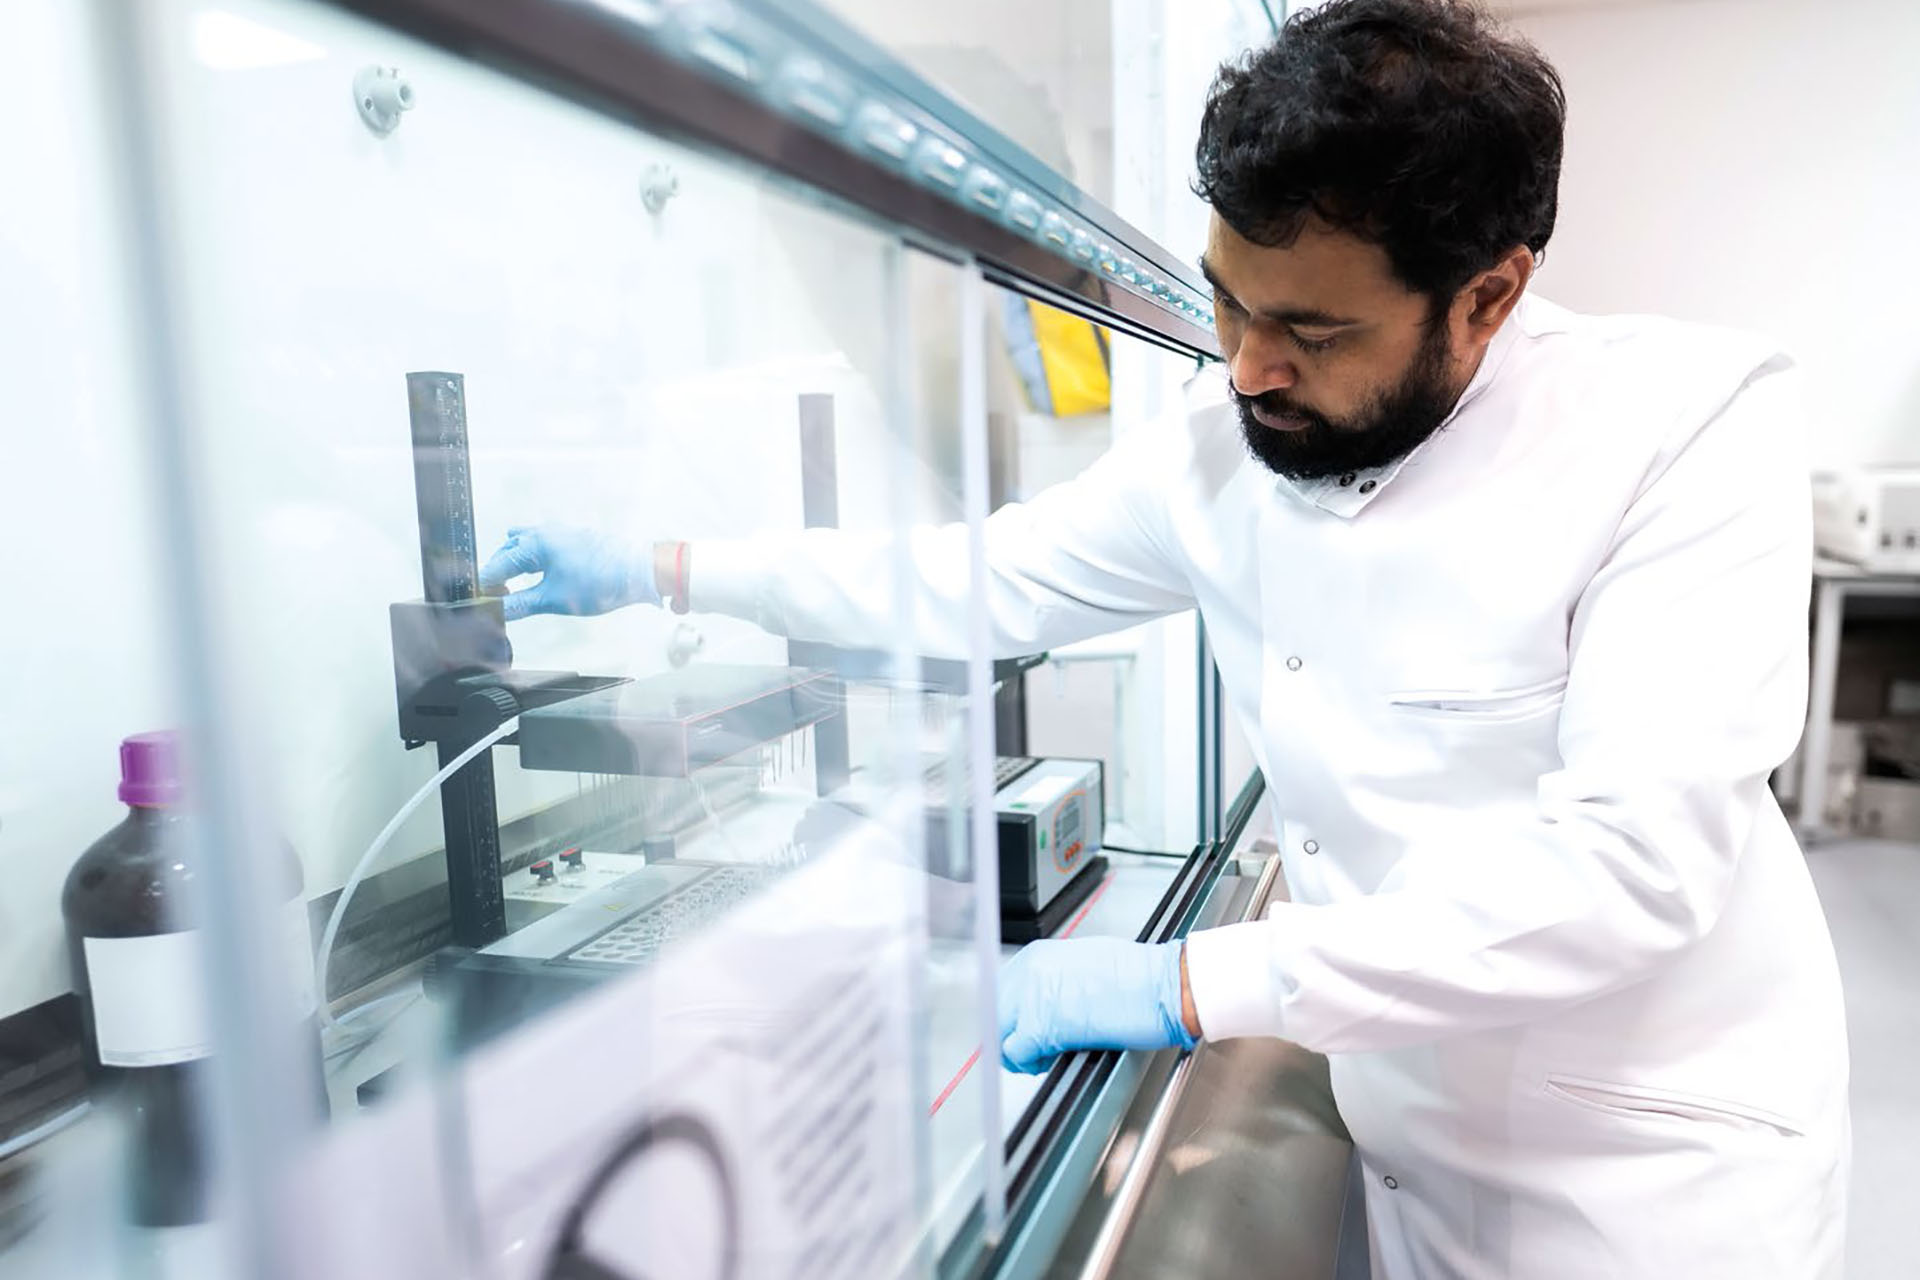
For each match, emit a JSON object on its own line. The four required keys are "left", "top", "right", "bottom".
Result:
{"left": 1228, "top": 328, "right": 1298, "bottom": 397}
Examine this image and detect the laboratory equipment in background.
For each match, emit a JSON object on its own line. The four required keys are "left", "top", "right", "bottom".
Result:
{"left": 1856, "top": 774, "right": 1920, "bottom": 841}
{"left": 989, "top": 757, "right": 1105, "bottom": 936}
{"left": 1854, "top": 721, "right": 1920, "bottom": 842}
{"left": 925, "top": 755, "right": 1108, "bottom": 941}
{"left": 1813, "top": 467, "right": 1920, "bottom": 573}
{"left": 387, "top": 369, "right": 860, "bottom": 1045}
{"left": 61, "top": 733, "right": 323, "bottom": 1229}
{"left": 391, "top": 366, "right": 1112, "bottom": 1044}
{"left": 1788, "top": 508, "right": 1920, "bottom": 841}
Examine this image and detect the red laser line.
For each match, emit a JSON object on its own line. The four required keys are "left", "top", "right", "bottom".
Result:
{"left": 927, "top": 870, "right": 1117, "bottom": 1116}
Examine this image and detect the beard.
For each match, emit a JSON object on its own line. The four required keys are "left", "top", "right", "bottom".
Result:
{"left": 1234, "top": 320, "right": 1462, "bottom": 482}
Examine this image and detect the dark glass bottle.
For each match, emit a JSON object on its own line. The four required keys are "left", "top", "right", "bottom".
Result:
{"left": 61, "top": 732, "right": 325, "bottom": 1228}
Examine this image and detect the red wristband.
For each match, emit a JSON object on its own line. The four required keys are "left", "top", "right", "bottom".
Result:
{"left": 671, "top": 541, "right": 690, "bottom": 615}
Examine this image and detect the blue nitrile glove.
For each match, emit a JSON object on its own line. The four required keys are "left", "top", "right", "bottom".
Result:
{"left": 478, "top": 525, "right": 661, "bottom": 621}
{"left": 997, "top": 939, "right": 1198, "bottom": 1075}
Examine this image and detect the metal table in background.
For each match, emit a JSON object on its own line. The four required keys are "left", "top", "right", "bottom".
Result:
{"left": 1795, "top": 555, "right": 1920, "bottom": 843}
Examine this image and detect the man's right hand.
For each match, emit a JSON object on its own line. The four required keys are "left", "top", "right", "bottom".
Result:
{"left": 478, "top": 525, "right": 661, "bottom": 621}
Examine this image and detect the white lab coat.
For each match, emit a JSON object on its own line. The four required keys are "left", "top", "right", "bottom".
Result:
{"left": 695, "top": 293, "right": 1850, "bottom": 1278}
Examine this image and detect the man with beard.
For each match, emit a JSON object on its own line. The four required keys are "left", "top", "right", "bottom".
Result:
{"left": 481, "top": 1, "right": 1849, "bottom": 1273}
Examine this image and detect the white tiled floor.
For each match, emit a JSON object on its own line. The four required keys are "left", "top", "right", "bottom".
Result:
{"left": 1803, "top": 838, "right": 1920, "bottom": 1279}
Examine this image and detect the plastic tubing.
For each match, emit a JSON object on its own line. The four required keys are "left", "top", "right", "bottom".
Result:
{"left": 314, "top": 717, "right": 520, "bottom": 1028}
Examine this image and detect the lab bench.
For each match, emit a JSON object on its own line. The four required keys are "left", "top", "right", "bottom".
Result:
{"left": 310, "top": 796, "right": 1359, "bottom": 1280}
{"left": 949, "top": 864, "right": 1362, "bottom": 1280}
{"left": 6, "top": 786, "right": 1358, "bottom": 1280}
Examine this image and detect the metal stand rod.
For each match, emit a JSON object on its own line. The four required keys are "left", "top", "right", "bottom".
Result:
{"left": 1798, "top": 578, "right": 1845, "bottom": 843}
{"left": 435, "top": 735, "right": 505, "bottom": 946}
{"left": 404, "top": 370, "right": 510, "bottom": 941}
{"left": 792, "top": 392, "right": 850, "bottom": 796}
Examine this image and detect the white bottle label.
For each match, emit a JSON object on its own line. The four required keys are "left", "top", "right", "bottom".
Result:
{"left": 84, "top": 930, "right": 214, "bottom": 1067}
{"left": 84, "top": 899, "right": 317, "bottom": 1067}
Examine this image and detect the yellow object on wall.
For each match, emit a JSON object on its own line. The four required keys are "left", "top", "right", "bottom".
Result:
{"left": 1002, "top": 292, "right": 1113, "bottom": 418}
{"left": 1028, "top": 299, "right": 1111, "bottom": 416}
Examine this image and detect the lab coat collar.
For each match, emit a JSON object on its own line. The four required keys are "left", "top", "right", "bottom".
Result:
{"left": 1278, "top": 297, "right": 1526, "bottom": 518}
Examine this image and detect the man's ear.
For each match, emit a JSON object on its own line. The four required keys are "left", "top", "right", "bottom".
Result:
{"left": 1453, "top": 244, "right": 1535, "bottom": 345}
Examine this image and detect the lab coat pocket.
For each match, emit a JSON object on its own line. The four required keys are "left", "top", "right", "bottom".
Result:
{"left": 1375, "top": 674, "right": 1567, "bottom": 803}
{"left": 1543, "top": 1074, "right": 1806, "bottom": 1139}
{"left": 1388, "top": 674, "right": 1569, "bottom": 723}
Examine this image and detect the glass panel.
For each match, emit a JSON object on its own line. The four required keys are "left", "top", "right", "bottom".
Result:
{"left": 0, "top": 4, "right": 192, "bottom": 1275}
{"left": 985, "top": 287, "right": 1209, "bottom": 852}
{"left": 818, "top": 0, "right": 1118, "bottom": 207}
{"left": 813, "top": 0, "right": 1278, "bottom": 255}
{"left": 6, "top": 0, "right": 1014, "bottom": 1276}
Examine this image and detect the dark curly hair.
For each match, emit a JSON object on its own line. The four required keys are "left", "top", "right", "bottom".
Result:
{"left": 1194, "top": 0, "right": 1565, "bottom": 307}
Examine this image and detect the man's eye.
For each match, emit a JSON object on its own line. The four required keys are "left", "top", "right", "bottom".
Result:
{"left": 1289, "top": 330, "right": 1339, "bottom": 354}
{"left": 1213, "top": 293, "right": 1244, "bottom": 315}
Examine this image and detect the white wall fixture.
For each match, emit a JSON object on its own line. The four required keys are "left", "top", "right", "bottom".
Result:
{"left": 353, "top": 64, "right": 415, "bottom": 136}
{"left": 641, "top": 161, "right": 681, "bottom": 213}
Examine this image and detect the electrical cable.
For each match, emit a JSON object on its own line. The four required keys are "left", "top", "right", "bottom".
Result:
{"left": 689, "top": 774, "right": 750, "bottom": 863}
{"left": 314, "top": 717, "right": 520, "bottom": 1028}
{"left": 1093, "top": 841, "right": 1182, "bottom": 857}
{"left": 321, "top": 988, "right": 425, "bottom": 1062}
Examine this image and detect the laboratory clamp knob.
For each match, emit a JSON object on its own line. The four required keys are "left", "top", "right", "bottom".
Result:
{"left": 529, "top": 859, "right": 557, "bottom": 885}
{"left": 469, "top": 684, "right": 521, "bottom": 725}
{"left": 558, "top": 847, "right": 585, "bottom": 873}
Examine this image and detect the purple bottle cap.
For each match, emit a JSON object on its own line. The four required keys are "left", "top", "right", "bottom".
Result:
{"left": 119, "top": 731, "right": 184, "bottom": 807}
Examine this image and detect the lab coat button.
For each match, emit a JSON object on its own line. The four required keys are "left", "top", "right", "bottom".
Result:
{"left": 1359, "top": 479, "right": 1377, "bottom": 494}
{"left": 1338, "top": 473, "right": 1356, "bottom": 487}
{"left": 1383, "top": 1176, "right": 1398, "bottom": 1190}
{"left": 1286, "top": 656, "right": 1303, "bottom": 671}
{"left": 1303, "top": 840, "right": 1319, "bottom": 855}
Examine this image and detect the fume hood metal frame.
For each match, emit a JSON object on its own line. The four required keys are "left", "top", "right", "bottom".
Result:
{"left": 325, "top": 0, "right": 1222, "bottom": 363}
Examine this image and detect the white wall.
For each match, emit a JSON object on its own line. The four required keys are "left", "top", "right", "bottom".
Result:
{"left": 0, "top": 1, "right": 177, "bottom": 1019}
{"left": 1508, "top": 0, "right": 1920, "bottom": 468}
